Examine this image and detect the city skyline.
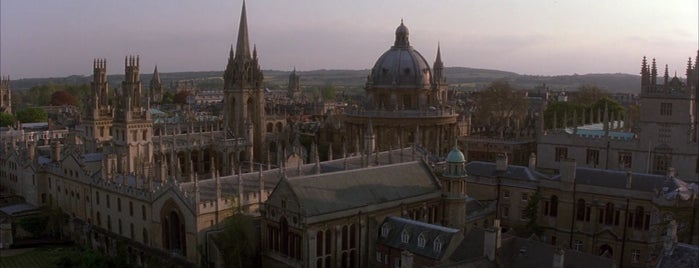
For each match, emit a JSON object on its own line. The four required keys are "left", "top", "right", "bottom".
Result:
{"left": 1, "top": 0, "right": 697, "bottom": 79}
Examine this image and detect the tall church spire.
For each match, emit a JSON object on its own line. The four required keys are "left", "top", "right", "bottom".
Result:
{"left": 235, "top": 0, "right": 251, "bottom": 60}
{"left": 433, "top": 43, "right": 445, "bottom": 84}
{"left": 150, "top": 65, "right": 163, "bottom": 104}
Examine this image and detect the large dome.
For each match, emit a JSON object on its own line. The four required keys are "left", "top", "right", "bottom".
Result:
{"left": 369, "top": 21, "right": 432, "bottom": 88}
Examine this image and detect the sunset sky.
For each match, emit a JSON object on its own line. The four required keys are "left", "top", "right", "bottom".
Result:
{"left": 1, "top": 0, "right": 697, "bottom": 78}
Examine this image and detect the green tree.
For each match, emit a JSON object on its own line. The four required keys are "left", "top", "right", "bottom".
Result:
{"left": 17, "top": 216, "right": 49, "bottom": 237}
{"left": 44, "top": 199, "right": 67, "bottom": 238}
{"left": 575, "top": 85, "right": 611, "bottom": 106}
{"left": 216, "top": 212, "right": 258, "bottom": 268}
{"left": 544, "top": 97, "right": 625, "bottom": 129}
{"left": 321, "top": 83, "right": 336, "bottom": 101}
{"left": 522, "top": 188, "right": 542, "bottom": 236}
{"left": 16, "top": 107, "right": 48, "bottom": 123}
{"left": 162, "top": 91, "right": 175, "bottom": 104}
{"left": 26, "top": 84, "right": 57, "bottom": 106}
{"left": 590, "top": 97, "right": 625, "bottom": 119}
{"left": 543, "top": 101, "right": 586, "bottom": 129}
{"left": 0, "top": 112, "right": 15, "bottom": 127}
{"left": 473, "top": 80, "right": 529, "bottom": 130}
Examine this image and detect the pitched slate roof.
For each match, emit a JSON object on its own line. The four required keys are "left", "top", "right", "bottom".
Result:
{"left": 286, "top": 161, "right": 440, "bottom": 216}
{"left": 551, "top": 168, "right": 699, "bottom": 196}
{"left": 378, "top": 216, "right": 461, "bottom": 260}
{"left": 465, "top": 161, "right": 548, "bottom": 181}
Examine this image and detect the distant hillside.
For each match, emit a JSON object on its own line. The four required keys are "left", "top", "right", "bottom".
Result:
{"left": 8, "top": 67, "right": 641, "bottom": 94}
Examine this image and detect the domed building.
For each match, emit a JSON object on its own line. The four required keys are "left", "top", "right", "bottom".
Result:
{"left": 343, "top": 20, "right": 460, "bottom": 157}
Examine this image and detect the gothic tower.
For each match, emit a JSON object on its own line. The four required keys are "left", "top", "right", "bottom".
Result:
{"left": 112, "top": 56, "right": 153, "bottom": 176}
{"left": 83, "top": 59, "right": 113, "bottom": 153}
{"left": 288, "top": 68, "right": 301, "bottom": 99}
{"left": 149, "top": 66, "right": 163, "bottom": 105}
{"left": 432, "top": 43, "right": 448, "bottom": 105}
{"left": 637, "top": 53, "right": 696, "bottom": 174}
{"left": 441, "top": 141, "right": 467, "bottom": 228}
{"left": 0, "top": 76, "right": 11, "bottom": 113}
{"left": 223, "top": 1, "right": 265, "bottom": 163}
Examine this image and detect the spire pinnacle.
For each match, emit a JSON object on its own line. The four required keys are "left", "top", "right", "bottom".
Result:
{"left": 235, "top": 0, "right": 251, "bottom": 60}
{"left": 152, "top": 65, "right": 161, "bottom": 83}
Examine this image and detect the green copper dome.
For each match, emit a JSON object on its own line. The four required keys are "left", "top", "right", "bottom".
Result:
{"left": 446, "top": 146, "right": 465, "bottom": 163}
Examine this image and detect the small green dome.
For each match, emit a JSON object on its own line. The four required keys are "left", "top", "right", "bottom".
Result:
{"left": 446, "top": 146, "right": 465, "bottom": 163}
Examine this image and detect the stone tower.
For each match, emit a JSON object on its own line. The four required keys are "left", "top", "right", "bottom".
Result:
{"left": 223, "top": 1, "right": 265, "bottom": 163}
{"left": 0, "top": 76, "right": 11, "bottom": 113}
{"left": 288, "top": 67, "right": 301, "bottom": 99}
{"left": 112, "top": 56, "right": 153, "bottom": 176}
{"left": 149, "top": 66, "right": 163, "bottom": 105}
{"left": 638, "top": 53, "right": 698, "bottom": 174}
{"left": 83, "top": 59, "right": 113, "bottom": 153}
{"left": 441, "top": 141, "right": 468, "bottom": 228}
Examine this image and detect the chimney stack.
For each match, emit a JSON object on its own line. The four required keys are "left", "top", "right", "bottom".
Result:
{"left": 666, "top": 167, "right": 676, "bottom": 179}
{"left": 528, "top": 153, "right": 537, "bottom": 170}
{"left": 625, "top": 171, "right": 633, "bottom": 189}
{"left": 496, "top": 153, "right": 508, "bottom": 172}
{"left": 552, "top": 248, "right": 565, "bottom": 268}
{"left": 484, "top": 219, "right": 502, "bottom": 261}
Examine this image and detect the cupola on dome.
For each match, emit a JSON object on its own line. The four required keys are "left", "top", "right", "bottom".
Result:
{"left": 369, "top": 20, "right": 432, "bottom": 88}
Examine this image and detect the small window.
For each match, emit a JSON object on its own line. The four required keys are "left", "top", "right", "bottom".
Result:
{"left": 574, "top": 240, "right": 583, "bottom": 251}
{"left": 417, "top": 234, "right": 426, "bottom": 248}
{"left": 381, "top": 224, "right": 390, "bottom": 238}
{"left": 401, "top": 229, "right": 409, "bottom": 243}
{"left": 434, "top": 237, "right": 443, "bottom": 252}
{"left": 503, "top": 190, "right": 510, "bottom": 199}
{"left": 660, "top": 103, "right": 672, "bottom": 116}
{"left": 631, "top": 249, "right": 641, "bottom": 263}
{"left": 521, "top": 193, "right": 529, "bottom": 202}
{"left": 555, "top": 147, "right": 568, "bottom": 162}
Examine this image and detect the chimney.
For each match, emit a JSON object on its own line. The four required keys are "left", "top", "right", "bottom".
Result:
{"left": 560, "top": 158, "right": 576, "bottom": 184}
{"left": 496, "top": 153, "right": 508, "bottom": 172}
{"left": 484, "top": 219, "right": 502, "bottom": 261}
{"left": 625, "top": 171, "right": 633, "bottom": 189}
{"left": 666, "top": 167, "right": 676, "bottom": 178}
{"left": 552, "top": 248, "right": 565, "bottom": 268}
{"left": 51, "top": 141, "right": 61, "bottom": 162}
{"left": 28, "top": 142, "right": 36, "bottom": 162}
{"left": 528, "top": 153, "right": 537, "bottom": 170}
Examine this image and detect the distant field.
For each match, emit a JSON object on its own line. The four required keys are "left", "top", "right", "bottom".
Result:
{"left": 0, "top": 246, "right": 78, "bottom": 268}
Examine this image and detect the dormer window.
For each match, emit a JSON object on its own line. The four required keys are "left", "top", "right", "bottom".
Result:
{"left": 434, "top": 237, "right": 443, "bottom": 252}
{"left": 401, "top": 229, "right": 410, "bottom": 243}
{"left": 381, "top": 224, "right": 390, "bottom": 238}
{"left": 417, "top": 234, "right": 426, "bottom": 248}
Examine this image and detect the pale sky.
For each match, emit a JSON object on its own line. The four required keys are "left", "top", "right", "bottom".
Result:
{"left": 1, "top": 0, "right": 697, "bottom": 79}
